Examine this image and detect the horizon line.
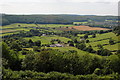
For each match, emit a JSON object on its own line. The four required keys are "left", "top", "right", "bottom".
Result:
{"left": 1, "top": 13, "right": 117, "bottom": 16}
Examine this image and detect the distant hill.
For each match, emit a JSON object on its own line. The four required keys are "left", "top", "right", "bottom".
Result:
{"left": 1, "top": 14, "right": 117, "bottom": 26}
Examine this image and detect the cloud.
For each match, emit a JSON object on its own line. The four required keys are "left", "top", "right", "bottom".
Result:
{"left": 0, "top": 0, "right": 118, "bottom": 15}
{"left": 1, "top": 0, "right": 119, "bottom": 3}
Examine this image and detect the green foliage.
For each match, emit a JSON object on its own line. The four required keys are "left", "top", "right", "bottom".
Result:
{"left": 2, "top": 42, "right": 21, "bottom": 70}
{"left": 113, "top": 26, "right": 120, "bottom": 35}
{"left": 116, "top": 50, "right": 120, "bottom": 55}
{"left": 33, "top": 46, "right": 41, "bottom": 52}
{"left": 34, "top": 40, "right": 41, "bottom": 47}
{"left": 92, "top": 34, "right": 96, "bottom": 38}
{"left": 84, "top": 34, "right": 88, "bottom": 39}
{"left": 97, "top": 44, "right": 103, "bottom": 49}
{"left": 83, "top": 45, "right": 95, "bottom": 53}
{"left": 3, "top": 68, "right": 120, "bottom": 80}
{"left": 22, "top": 49, "right": 104, "bottom": 75}
{"left": 107, "top": 55, "right": 120, "bottom": 74}
{"left": 2, "top": 14, "right": 117, "bottom": 28}
{"left": 76, "top": 43, "right": 86, "bottom": 50}
{"left": 93, "top": 68, "right": 101, "bottom": 75}
{"left": 2, "top": 42, "right": 10, "bottom": 59}
{"left": 86, "top": 40, "right": 90, "bottom": 43}
{"left": 10, "top": 42, "right": 22, "bottom": 51}
{"left": 109, "top": 39, "right": 115, "bottom": 45}
{"left": 96, "top": 49, "right": 112, "bottom": 56}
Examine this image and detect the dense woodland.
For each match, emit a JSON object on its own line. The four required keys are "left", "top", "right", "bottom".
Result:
{"left": 1, "top": 14, "right": 120, "bottom": 80}
{"left": 1, "top": 14, "right": 118, "bottom": 27}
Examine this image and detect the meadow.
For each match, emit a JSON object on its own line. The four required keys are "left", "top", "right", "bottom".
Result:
{"left": 24, "top": 35, "right": 71, "bottom": 45}
{"left": 85, "top": 32, "right": 120, "bottom": 52}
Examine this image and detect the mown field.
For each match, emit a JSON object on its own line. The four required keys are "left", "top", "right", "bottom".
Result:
{"left": 24, "top": 35, "right": 71, "bottom": 45}
{"left": 84, "top": 32, "right": 120, "bottom": 52}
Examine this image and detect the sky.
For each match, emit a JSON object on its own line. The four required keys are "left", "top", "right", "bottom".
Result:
{"left": 0, "top": 0, "right": 119, "bottom": 16}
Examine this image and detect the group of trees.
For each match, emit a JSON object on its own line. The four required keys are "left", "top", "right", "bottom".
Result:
{"left": 113, "top": 26, "right": 120, "bottom": 36}
{"left": 3, "top": 37, "right": 41, "bottom": 49}
{"left": 75, "top": 41, "right": 112, "bottom": 56}
{"left": 64, "top": 31, "right": 112, "bottom": 56}
{"left": 2, "top": 42, "right": 120, "bottom": 79}
{"left": 75, "top": 43, "right": 96, "bottom": 53}
{"left": 3, "top": 69, "right": 120, "bottom": 80}
{"left": 2, "top": 42, "right": 21, "bottom": 70}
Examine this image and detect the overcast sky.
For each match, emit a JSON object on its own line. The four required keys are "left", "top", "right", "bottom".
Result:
{"left": 0, "top": 0, "right": 119, "bottom": 16}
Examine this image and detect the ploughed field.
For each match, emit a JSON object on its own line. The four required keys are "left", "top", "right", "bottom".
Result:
{"left": 69, "top": 26, "right": 110, "bottom": 31}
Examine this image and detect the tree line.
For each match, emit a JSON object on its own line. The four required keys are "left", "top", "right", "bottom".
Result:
{"left": 2, "top": 14, "right": 117, "bottom": 26}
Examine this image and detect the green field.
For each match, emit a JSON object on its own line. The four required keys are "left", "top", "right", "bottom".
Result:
{"left": 2, "top": 23, "right": 119, "bottom": 53}
{"left": 24, "top": 35, "right": 71, "bottom": 45}
{"left": 22, "top": 46, "right": 101, "bottom": 58}
{"left": 2, "top": 23, "right": 73, "bottom": 28}
{"left": 85, "top": 32, "right": 120, "bottom": 51}
{"left": 43, "top": 47, "right": 103, "bottom": 59}
{"left": 88, "top": 32, "right": 119, "bottom": 42}
{"left": 73, "top": 22, "right": 88, "bottom": 25}
{"left": 1, "top": 23, "right": 74, "bottom": 37}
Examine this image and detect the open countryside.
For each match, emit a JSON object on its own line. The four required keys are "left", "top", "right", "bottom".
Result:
{"left": 2, "top": 14, "right": 120, "bottom": 80}
{"left": 69, "top": 25, "right": 110, "bottom": 31}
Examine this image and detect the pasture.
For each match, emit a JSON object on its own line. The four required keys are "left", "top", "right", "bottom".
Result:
{"left": 85, "top": 32, "right": 120, "bottom": 51}
{"left": 24, "top": 35, "right": 71, "bottom": 45}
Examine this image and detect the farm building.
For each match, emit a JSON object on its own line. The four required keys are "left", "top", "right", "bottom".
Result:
{"left": 42, "top": 34, "right": 46, "bottom": 36}
{"left": 80, "top": 38, "right": 85, "bottom": 41}
{"left": 50, "top": 44, "right": 63, "bottom": 47}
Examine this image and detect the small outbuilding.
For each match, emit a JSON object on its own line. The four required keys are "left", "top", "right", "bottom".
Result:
{"left": 50, "top": 44, "right": 63, "bottom": 47}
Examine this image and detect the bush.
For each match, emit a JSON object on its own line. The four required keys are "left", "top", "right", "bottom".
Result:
{"left": 96, "top": 49, "right": 112, "bottom": 56}
{"left": 3, "top": 68, "right": 120, "bottom": 80}
{"left": 86, "top": 40, "right": 90, "bottom": 43}
{"left": 109, "top": 39, "right": 114, "bottom": 45}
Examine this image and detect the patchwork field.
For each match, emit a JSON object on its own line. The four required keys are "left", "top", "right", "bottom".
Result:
{"left": 1, "top": 23, "right": 74, "bottom": 36}
{"left": 2, "top": 23, "right": 73, "bottom": 28}
{"left": 85, "top": 32, "right": 120, "bottom": 52}
{"left": 1, "top": 23, "right": 119, "bottom": 53}
{"left": 1, "top": 23, "right": 111, "bottom": 36}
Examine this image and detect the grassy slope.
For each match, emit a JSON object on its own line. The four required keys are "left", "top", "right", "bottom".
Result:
{"left": 86, "top": 32, "right": 120, "bottom": 51}
{"left": 22, "top": 46, "right": 101, "bottom": 59}
{"left": 24, "top": 35, "right": 71, "bottom": 45}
